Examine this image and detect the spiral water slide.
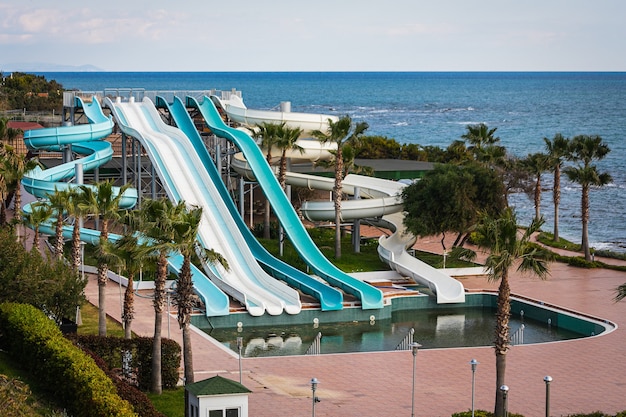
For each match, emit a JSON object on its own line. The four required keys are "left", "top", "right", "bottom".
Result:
{"left": 191, "top": 96, "right": 385, "bottom": 310}
{"left": 217, "top": 98, "right": 465, "bottom": 304}
{"left": 105, "top": 96, "right": 302, "bottom": 316}
{"left": 21, "top": 96, "right": 230, "bottom": 317}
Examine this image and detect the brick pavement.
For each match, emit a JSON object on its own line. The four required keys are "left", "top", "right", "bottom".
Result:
{"left": 84, "top": 235, "right": 626, "bottom": 417}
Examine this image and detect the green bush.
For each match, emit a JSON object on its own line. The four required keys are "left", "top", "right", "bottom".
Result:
{"left": 452, "top": 410, "right": 524, "bottom": 417}
{"left": 76, "top": 334, "right": 181, "bottom": 390}
{"left": 0, "top": 302, "right": 136, "bottom": 417}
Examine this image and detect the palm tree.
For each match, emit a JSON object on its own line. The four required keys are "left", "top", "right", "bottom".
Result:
{"left": 127, "top": 197, "right": 185, "bottom": 393}
{"left": 472, "top": 208, "right": 551, "bottom": 417}
{"left": 98, "top": 234, "right": 152, "bottom": 339}
{"left": 47, "top": 187, "right": 74, "bottom": 261}
{"left": 65, "top": 188, "right": 90, "bottom": 272}
{"left": 522, "top": 152, "right": 550, "bottom": 221}
{"left": 462, "top": 123, "right": 500, "bottom": 159}
{"left": 543, "top": 134, "right": 570, "bottom": 242}
{"left": 312, "top": 115, "right": 369, "bottom": 259}
{"left": 23, "top": 201, "right": 53, "bottom": 251}
{"left": 616, "top": 283, "right": 626, "bottom": 302}
{"left": 79, "top": 180, "right": 133, "bottom": 336}
{"left": 274, "top": 123, "right": 303, "bottom": 190}
{"left": 564, "top": 135, "right": 612, "bottom": 261}
{"left": 253, "top": 122, "right": 280, "bottom": 239}
{"left": 171, "top": 203, "right": 227, "bottom": 385}
{"left": 1, "top": 145, "right": 39, "bottom": 224}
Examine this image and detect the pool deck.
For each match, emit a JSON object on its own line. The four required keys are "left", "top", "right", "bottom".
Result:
{"left": 83, "top": 235, "right": 626, "bottom": 417}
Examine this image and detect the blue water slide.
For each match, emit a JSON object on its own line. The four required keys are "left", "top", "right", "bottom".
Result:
{"left": 105, "top": 97, "right": 301, "bottom": 316}
{"left": 21, "top": 96, "right": 229, "bottom": 317}
{"left": 158, "top": 95, "right": 343, "bottom": 311}
{"left": 190, "top": 96, "right": 384, "bottom": 310}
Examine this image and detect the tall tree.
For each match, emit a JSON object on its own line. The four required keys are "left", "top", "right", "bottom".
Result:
{"left": 521, "top": 152, "right": 550, "bottom": 221}
{"left": 79, "top": 180, "right": 133, "bottom": 336}
{"left": 171, "top": 203, "right": 227, "bottom": 385}
{"left": 127, "top": 197, "right": 185, "bottom": 393}
{"left": 46, "top": 187, "right": 74, "bottom": 261}
{"left": 1, "top": 145, "right": 39, "bottom": 225}
{"left": 23, "top": 201, "right": 53, "bottom": 251}
{"left": 543, "top": 133, "right": 570, "bottom": 242}
{"left": 98, "top": 234, "right": 152, "bottom": 339}
{"left": 564, "top": 135, "right": 612, "bottom": 261}
{"left": 472, "top": 208, "right": 551, "bottom": 417}
{"left": 312, "top": 115, "right": 369, "bottom": 259}
{"left": 253, "top": 122, "right": 280, "bottom": 239}
{"left": 275, "top": 123, "right": 303, "bottom": 190}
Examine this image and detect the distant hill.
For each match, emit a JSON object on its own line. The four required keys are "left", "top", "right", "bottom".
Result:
{"left": 1, "top": 62, "right": 104, "bottom": 72}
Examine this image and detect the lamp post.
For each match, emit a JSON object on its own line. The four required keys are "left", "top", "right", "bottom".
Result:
{"left": 544, "top": 376, "right": 552, "bottom": 417}
{"left": 410, "top": 342, "right": 421, "bottom": 417}
{"left": 311, "top": 377, "right": 320, "bottom": 417}
{"left": 470, "top": 359, "right": 479, "bottom": 417}
{"left": 500, "top": 385, "right": 509, "bottom": 417}
{"left": 237, "top": 337, "right": 243, "bottom": 383}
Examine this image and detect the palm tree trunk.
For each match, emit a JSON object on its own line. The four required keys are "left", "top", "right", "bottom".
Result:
{"left": 581, "top": 183, "right": 590, "bottom": 261}
{"left": 55, "top": 213, "right": 64, "bottom": 260}
{"left": 123, "top": 274, "right": 134, "bottom": 339}
{"left": 334, "top": 149, "right": 343, "bottom": 259}
{"left": 553, "top": 166, "right": 561, "bottom": 241}
{"left": 14, "top": 186, "right": 22, "bottom": 221}
{"left": 264, "top": 199, "right": 271, "bottom": 239}
{"left": 151, "top": 252, "right": 167, "bottom": 394}
{"left": 98, "top": 220, "right": 109, "bottom": 337}
{"left": 178, "top": 256, "right": 195, "bottom": 384}
{"left": 534, "top": 175, "right": 541, "bottom": 220}
{"left": 72, "top": 223, "right": 81, "bottom": 272}
{"left": 33, "top": 228, "right": 40, "bottom": 251}
{"left": 494, "top": 272, "right": 511, "bottom": 417}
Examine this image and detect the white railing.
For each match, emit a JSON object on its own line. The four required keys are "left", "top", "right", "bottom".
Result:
{"left": 306, "top": 332, "right": 322, "bottom": 355}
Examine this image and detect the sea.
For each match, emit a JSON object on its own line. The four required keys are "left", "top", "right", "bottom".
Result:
{"left": 36, "top": 71, "right": 626, "bottom": 253}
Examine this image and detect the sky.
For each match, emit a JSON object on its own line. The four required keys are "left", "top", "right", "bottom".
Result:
{"left": 1, "top": 0, "right": 625, "bottom": 72}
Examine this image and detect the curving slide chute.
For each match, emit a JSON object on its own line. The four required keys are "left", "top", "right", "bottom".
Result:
{"left": 211, "top": 94, "right": 338, "bottom": 135}
{"left": 190, "top": 95, "right": 385, "bottom": 310}
{"left": 21, "top": 96, "right": 229, "bottom": 317}
{"left": 105, "top": 96, "right": 301, "bottom": 316}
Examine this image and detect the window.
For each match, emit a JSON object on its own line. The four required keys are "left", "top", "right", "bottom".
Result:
{"left": 208, "top": 408, "right": 240, "bottom": 417}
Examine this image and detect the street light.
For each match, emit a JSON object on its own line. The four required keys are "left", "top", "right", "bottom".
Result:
{"left": 500, "top": 385, "right": 509, "bottom": 417}
{"left": 237, "top": 337, "right": 243, "bottom": 383}
{"left": 470, "top": 359, "right": 479, "bottom": 417}
{"left": 410, "top": 342, "right": 421, "bottom": 417}
{"left": 311, "top": 377, "right": 320, "bottom": 417}
{"left": 544, "top": 376, "right": 553, "bottom": 417}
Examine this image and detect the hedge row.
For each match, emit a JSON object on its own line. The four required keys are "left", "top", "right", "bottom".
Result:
{"left": 0, "top": 302, "right": 137, "bottom": 417}
{"left": 75, "top": 334, "right": 181, "bottom": 390}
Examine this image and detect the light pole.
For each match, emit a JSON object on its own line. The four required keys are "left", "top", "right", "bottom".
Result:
{"left": 410, "top": 342, "right": 421, "bottom": 417}
{"left": 470, "top": 359, "right": 479, "bottom": 417}
{"left": 311, "top": 377, "right": 320, "bottom": 417}
{"left": 237, "top": 337, "right": 243, "bottom": 383}
{"left": 544, "top": 376, "right": 552, "bottom": 417}
{"left": 500, "top": 385, "right": 509, "bottom": 417}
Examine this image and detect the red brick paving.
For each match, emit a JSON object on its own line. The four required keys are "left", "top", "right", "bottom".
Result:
{"left": 84, "top": 231, "right": 626, "bottom": 417}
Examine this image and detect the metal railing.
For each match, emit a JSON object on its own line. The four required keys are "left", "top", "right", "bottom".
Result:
{"left": 395, "top": 328, "right": 415, "bottom": 350}
{"left": 305, "top": 332, "right": 322, "bottom": 355}
{"left": 511, "top": 324, "right": 525, "bottom": 345}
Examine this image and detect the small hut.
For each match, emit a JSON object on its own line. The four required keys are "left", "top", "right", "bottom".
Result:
{"left": 185, "top": 375, "right": 252, "bottom": 417}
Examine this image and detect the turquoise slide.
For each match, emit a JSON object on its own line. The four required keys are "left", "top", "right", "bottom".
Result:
{"left": 190, "top": 96, "right": 385, "bottom": 310}
{"left": 21, "top": 96, "right": 230, "bottom": 317}
{"left": 159, "top": 95, "right": 343, "bottom": 311}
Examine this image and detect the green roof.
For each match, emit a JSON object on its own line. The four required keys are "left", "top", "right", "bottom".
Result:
{"left": 186, "top": 375, "right": 252, "bottom": 396}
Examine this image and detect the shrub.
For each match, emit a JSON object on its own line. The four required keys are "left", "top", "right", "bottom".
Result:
{"left": 452, "top": 410, "right": 524, "bottom": 417}
{"left": 0, "top": 302, "right": 136, "bottom": 417}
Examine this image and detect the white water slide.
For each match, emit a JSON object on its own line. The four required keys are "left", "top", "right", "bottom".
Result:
{"left": 106, "top": 97, "right": 301, "bottom": 316}
{"left": 225, "top": 101, "right": 465, "bottom": 304}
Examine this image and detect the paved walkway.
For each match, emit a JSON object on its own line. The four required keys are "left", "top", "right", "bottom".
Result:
{"left": 84, "top": 233, "right": 626, "bottom": 417}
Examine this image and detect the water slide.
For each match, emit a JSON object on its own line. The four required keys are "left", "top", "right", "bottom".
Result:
{"left": 219, "top": 98, "right": 464, "bottom": 304}
{"left": 212, "top": 94, "right": 339, "bottom": 135}
{"left": 21, "top": 96, "right": 230, "bottom": 317}
{"left": 190, "top": 96, "right": 385, "bottom": 310}
{"left": 156, "top": 95, "right": 343, "bottom": 311}
{"left": 105, "top": 96, "right": 302, "bottom": 316}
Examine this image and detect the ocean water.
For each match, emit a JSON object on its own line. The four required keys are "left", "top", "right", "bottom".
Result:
{"left": 38, "top": 72, "right": 626, "bottom": 252}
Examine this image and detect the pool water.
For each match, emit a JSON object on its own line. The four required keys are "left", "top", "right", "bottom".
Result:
{"left": 206, "top": 307, "right": 585, "bottom": 358}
